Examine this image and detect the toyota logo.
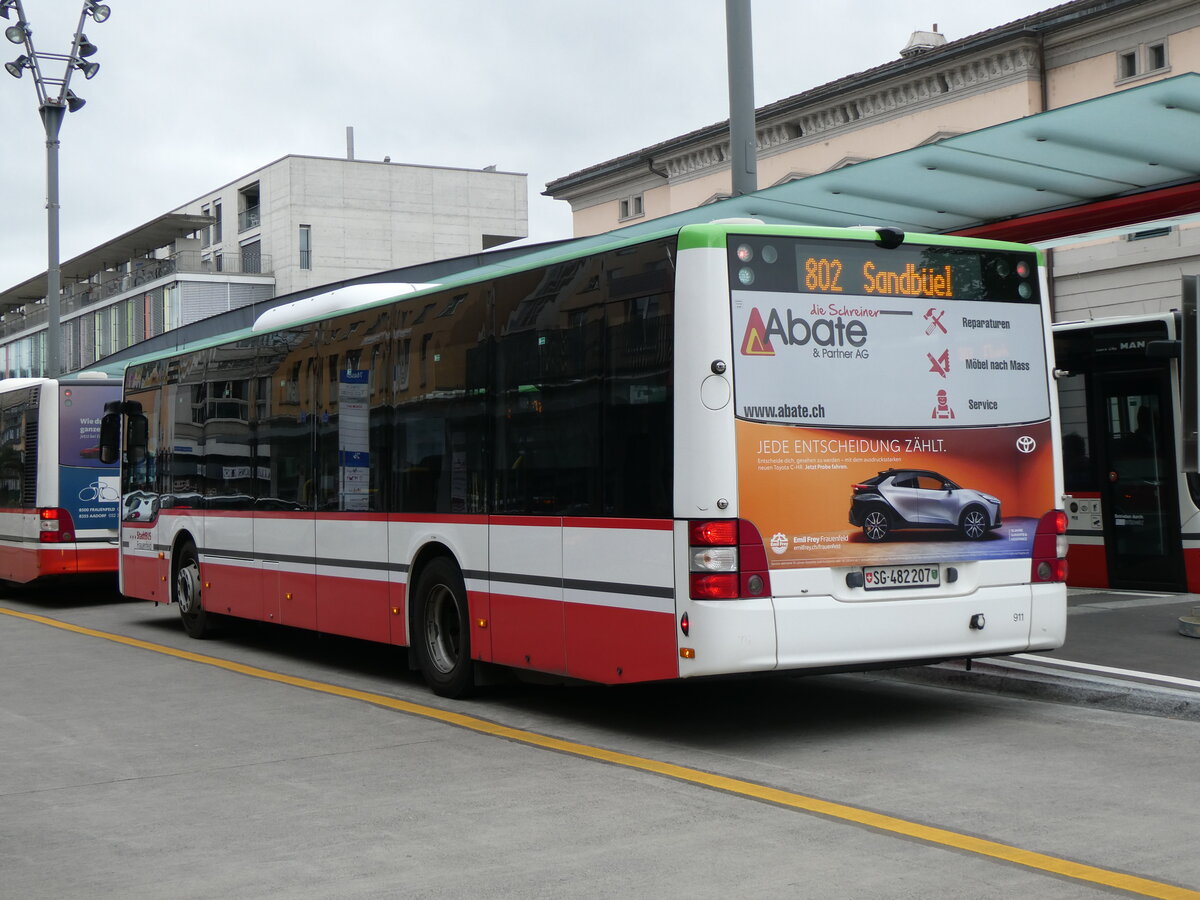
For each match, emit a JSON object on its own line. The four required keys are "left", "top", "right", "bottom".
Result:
{"left": 1016, "top": 435, "right": 1037, "bottom": 453}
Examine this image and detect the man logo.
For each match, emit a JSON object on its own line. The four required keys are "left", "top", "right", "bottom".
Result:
{"left": 740, "top": 308, "right": 775, "bottom": 356}
{"left": 1016, "top": 435, "right": 1037, "bottom": 454}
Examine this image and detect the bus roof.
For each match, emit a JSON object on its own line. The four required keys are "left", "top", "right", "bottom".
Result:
{"left": 111, "top": 221, "right": 1041, "bottom": 372}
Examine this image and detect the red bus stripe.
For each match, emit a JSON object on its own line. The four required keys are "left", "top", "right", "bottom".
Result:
{"left": 563, "top": 517, "right": 673, "bottom": 531}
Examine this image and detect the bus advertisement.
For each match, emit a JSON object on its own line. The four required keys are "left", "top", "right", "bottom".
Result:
{"left": 102, "top": 223, "right": 1066, "bottom": 697}
{"left": 0, "top": 376, "right": 121, "bottom": 582}
{"left": 729, "top": 234, "right": 1057, "bottom": 571}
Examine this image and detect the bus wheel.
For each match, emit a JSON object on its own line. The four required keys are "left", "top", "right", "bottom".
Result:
{"left": 863, "top": 509, "right": 891, "bottom": 542}
{"left": 413, "top": 557, "right": 474, "bottom": 699}
{"left": 175, "top": 542, "right": 215, "bottom": 639}
{"left": 959, "top": 506, "right": 989, "bottom": 540}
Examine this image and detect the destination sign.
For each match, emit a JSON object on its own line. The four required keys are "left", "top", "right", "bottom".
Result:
{"left": 728, "top": 235, "right": 1040, "bottom": 304}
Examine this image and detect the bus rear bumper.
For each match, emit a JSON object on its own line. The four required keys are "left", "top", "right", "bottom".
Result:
{"left": 772, "top": 582, "right": 1066, "bottom": 671}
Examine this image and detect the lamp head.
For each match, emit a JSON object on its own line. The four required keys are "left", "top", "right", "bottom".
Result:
{"left": 64, "top": 90, "right": 85, "bottom": 112}
{"left": 78, "top": 34, "right": 97, "bottom": 57}
{"left": 75, "top": 58, "right": 98, "bottom": 79}
{"left": 4, "top": 52, "right": 27, "bottom": 78}
{"left": 4, "top": 21, "right": 28, "bottom": 43}
{"left": 85, "top": 2, "right": 110, "bottom": 23}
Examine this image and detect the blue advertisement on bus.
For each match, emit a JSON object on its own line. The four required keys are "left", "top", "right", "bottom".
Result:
{"left": 58, "top": 383, "right": 120, "bottom": 532}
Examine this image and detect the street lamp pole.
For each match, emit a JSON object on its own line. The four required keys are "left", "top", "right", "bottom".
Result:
{"left": 41, "top": 100, "right": 65, "bottom": 378}
{"left": 3, "top": 0, "right": 110, "bottom": 377}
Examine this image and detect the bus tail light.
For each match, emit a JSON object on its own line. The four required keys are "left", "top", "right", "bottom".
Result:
{"left": 688, "top": 519, "right": 772, "bottom": 600}
{"left": 1031, "top": 509, "right": 1068, "bottom": 583}
{"left": 38, "top": 507, "right": 77, "bottom": 544}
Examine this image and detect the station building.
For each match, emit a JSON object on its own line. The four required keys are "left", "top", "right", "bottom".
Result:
{"left": 0, "top": 154, "right": 527, "bottom": 377}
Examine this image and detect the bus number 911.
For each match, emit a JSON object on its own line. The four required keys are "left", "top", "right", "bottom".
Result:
{"left": 804, "top": 257, "right": 844, "bottom": 293}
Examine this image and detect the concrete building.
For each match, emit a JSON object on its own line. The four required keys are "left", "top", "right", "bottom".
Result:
{"left": 544, "top": 0, "right": 1200, "bottom": 321}
{"left": 0, "top": 154, "right": 527, "bottom": 376}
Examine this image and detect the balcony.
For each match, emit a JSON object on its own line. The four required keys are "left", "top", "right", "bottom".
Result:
{"left": 0, "top": 250, "right": 273, "bottom": 340}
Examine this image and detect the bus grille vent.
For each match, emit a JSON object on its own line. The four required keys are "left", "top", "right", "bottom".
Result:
{"left": 22, "top": 411, "right": 38, "bottom": 507}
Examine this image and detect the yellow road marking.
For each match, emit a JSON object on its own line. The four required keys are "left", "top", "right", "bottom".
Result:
{"left": 4, "top": 605, "right": 1198, "bottom": 900}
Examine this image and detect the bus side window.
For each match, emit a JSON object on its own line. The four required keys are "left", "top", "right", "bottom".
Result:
{"left": 127, "top": 413, "right": 149, "bottom": 465}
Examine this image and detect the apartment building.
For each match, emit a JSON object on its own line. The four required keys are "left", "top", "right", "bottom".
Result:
{"left": 0, "top": 155, "right": 527, "bottom": 376}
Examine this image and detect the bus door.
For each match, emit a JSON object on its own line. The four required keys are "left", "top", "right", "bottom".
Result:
{"left": 1095, "top": 368, "right": 1185, "bottom": 591}
{"left": 255, "top": 327, "right": 318, "bottom": 629}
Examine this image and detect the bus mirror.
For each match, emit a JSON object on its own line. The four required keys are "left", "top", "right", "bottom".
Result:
{"left": 1146, "top": 340, "right": 1180, "bottom": 359}
{"left": 98, "top": 413, "right": 120, "bottom": 465}
{"left": 127, "top": 414, "right": 149, "bottom": 465}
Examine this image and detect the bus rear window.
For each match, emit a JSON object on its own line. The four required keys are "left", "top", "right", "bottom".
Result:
{"left": 59, "top": 385, "right": 118, "bottom": 468}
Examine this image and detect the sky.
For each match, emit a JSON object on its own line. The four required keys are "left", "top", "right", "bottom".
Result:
{"left": 0, "top": 0, "right": 1063, "bottom": 292}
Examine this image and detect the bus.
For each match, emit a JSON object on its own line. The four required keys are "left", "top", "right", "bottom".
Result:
{"left": 1054, "top": 310, "right": 1200, "bottom": 592}
{"left": 0, "top": 374, "right": 121, "bottom": 583}
{"left": 100, "top": 223, "right": 1067, "bottom": 697}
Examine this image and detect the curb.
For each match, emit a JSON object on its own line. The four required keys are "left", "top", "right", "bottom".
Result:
{"left": 1179, "top": 607, "right": 1200, "bottom": 638}
{"left": 878, "top": 657, "right": 1200, "bottom": 721}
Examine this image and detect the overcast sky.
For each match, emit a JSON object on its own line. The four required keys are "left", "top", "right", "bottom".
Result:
{"left": 0, "top": 0, "right": 1060, "bottom": 291}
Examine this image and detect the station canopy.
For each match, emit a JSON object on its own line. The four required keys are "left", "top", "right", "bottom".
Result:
{"left": 587, "top": 72, "right": 1200, "bottom": 251}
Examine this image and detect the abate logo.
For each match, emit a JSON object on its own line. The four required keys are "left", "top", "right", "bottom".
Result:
{"left": 741, "top": 308, "right": 775, "bottom": 356}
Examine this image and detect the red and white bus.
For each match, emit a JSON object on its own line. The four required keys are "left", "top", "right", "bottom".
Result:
{"left": 1054, "top": 309, "right": 1200, "bottom": 592}
{"left": 101, "top": 223, "right": 1067, "bottom": 696}
{"left": 0, "top": 375, "right": 121, "bottom": 583}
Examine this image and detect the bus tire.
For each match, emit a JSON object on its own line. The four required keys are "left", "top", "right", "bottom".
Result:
{"left": 175, "top": 541, "right": 216, "bottom": 639}
{"left": 412, "top": 557, "right": 474, "bottom": 699}
{"left": 862, "top": 508, "right": 891, "bottom": 542}
{"left": 959, "top": 506, "right": 989, "bottom": 540}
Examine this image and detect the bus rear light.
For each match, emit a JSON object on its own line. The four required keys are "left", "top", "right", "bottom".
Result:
{"left": 690, "top": 572, "right": 740, "bottom": 599}
{"left": 1031, "top": 509, "right": 1068, "bottom": 583}
{"left": 689, "top": 520, "right": 738, "bottom": 546}
{"left": 38, "top": 507, "right": 76, "bottom": 543}
{"left": 688, "top": 518, "right": 772, "bottom": 600}
{"left": 691, "top": 546, "right": 737, "bottom": 572}
{"left": 1036, "top": 559, "right": 1069, "bottom": 582}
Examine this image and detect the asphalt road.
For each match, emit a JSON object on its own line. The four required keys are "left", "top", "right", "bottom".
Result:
{"left": 1, "top": 582, "right": 1197, "bottom": 899}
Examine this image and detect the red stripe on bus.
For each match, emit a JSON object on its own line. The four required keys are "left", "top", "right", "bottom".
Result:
{"left": 1065, "top": 543, "right": 1108, "bottom": 589}
{"left": 563, "top": 517, "right": 673, "bottom": 531}
{"left": 1185, "top": 547, "right": 1200, "bottom": 594}
{"left": 73, "top": 547, "right": 118, "bottom": 574}
{"left": 121, "top": 553, "right": 168, "bottom": 602}
{"left": 487, "top": 591, "right": 567, "bottom": 673}
{"left": 387, "top": 513, "right": 488, "bottom": 525}
{"left": 489, "top": 516, "right": 563, "bottom": 528}
{"left": 564, "top": 602, "right": 678, "bottom": 684}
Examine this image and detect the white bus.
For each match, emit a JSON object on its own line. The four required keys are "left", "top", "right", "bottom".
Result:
{"left": 0, "top": 375, "right": 121, "bottom": 583}
{"left": 101, "top": 223, "right": 1067, "bottom": 696}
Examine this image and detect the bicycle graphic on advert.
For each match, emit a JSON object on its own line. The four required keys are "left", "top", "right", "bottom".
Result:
{"left": 78, "top": 480, "right": 121, "bottom": 503}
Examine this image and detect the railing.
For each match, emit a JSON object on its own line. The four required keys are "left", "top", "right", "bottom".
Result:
{"left": 0, "top": 250, "right": 273, "bottom": 340}
{"left": 238, "top": 205, "right": 260, "bottom": 232}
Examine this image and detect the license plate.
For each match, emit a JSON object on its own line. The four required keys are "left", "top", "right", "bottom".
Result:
{"left": 862, "top": 564, "right": 941, "bottom": 590}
